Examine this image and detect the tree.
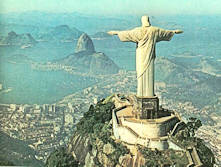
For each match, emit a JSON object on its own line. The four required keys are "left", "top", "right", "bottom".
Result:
{"left": 186, "top": 117, "right": 202, "bottom": 137}
{"left": 45, "top": 147, "right": 79, "bottom": 167}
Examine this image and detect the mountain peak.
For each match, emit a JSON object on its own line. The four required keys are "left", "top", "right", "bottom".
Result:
{"left": 75, "top": 33, "right": 95, "bottom": 53}
{"left": 8, "top": 31, "right": 17, "bottom": 37}
{"left": 54, "top": 25, "right": 70, "bottom": 31}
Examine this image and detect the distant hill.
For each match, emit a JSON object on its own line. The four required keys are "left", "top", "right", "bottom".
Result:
{"left": 194, "top": 58, "right": 221, "bottom": 75}
{"left": 155, "top": 57, "right": 201, "bottom": 86}
{"left": 155, "top": 56, "right": 221, "bottom": 108}
{"left": 0, "top": 31, "right": 37, "bottom": 46}
{"left": 170, "top": 54, "right": 221, "bottom": 76}
{"left": 91, "top": 32, "right": 112, "bottom": 39}
{"left": 57, "top": 33, "right": 119, "bottom": 75}
{"left": 156, "top": 57, "right": 221, "bottom": 90}
{"left": 156, "top": 57, "right": 217, "bottom": 84}
{"left": 0, "top": 131, "right": 43, "bottom": 167}
{"left": 0, "top": 11, "right": 137, "bottom": 34}
{"left": 38, "top": 25, "right": 83, "bottom": 42}
{"left": 0, "top": 23, "right": 42, "bottom": 37}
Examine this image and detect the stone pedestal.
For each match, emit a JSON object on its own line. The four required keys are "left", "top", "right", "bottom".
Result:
{"left": 136, "top": 96, "right": 159, "bottom": 119}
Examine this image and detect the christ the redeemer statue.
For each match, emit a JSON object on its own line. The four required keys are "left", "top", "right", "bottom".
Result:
{"left": 108, "top": 16, "right": 183, "bottom": 97}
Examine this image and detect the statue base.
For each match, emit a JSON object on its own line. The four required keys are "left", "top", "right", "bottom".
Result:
{"left": 135, "top": 96, "right": 159, "bottom": 119}
{"left": 112, "top": 94, "right": 184, "bottom": 150}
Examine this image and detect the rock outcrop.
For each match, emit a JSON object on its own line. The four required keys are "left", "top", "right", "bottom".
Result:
{"left": 75, "top": 33, "right": 95, "bottom": 54}
{"left": 57, "top": 33, "right": 119, "bottom": 75}
{"left": 67, "top": 132, "right": 135, "bottom": 167}
{"left": 45, "top": 100, "right": 135, "bottom": 167}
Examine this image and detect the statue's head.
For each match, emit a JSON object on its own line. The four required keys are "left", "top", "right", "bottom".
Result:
{"left": 141, "top": 16, "right": 151, "bottom": 27}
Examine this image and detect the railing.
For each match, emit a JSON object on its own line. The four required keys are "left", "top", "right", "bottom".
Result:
{"left": 186, "top": 147, "right": 203, "bottom": 167}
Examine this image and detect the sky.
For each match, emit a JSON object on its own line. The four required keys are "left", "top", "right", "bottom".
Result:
{"left": 0, "top": 0, "right": 221, "bottom": 15}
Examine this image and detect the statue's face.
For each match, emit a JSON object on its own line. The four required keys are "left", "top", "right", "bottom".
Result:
{"left": 141, "top": 16, "right": 151, "bottom": 27}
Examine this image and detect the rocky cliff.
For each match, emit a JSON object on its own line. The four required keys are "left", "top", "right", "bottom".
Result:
{"left": 75, "top": 33, "right": 95, "bottom": 54}
{"left": 46, "top": 100, "right": 136, "bottom": 167}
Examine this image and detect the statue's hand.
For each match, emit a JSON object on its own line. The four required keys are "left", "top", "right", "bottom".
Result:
{"left": 174, "top": 30, "right": 183, "bottom": 34}
{"left": 107, "top": 31, "right": 118, "bottom": 35}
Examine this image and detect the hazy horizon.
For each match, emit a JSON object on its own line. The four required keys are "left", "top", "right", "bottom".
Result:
{"left": 1, "top": 0, "right": 221, "bottom": 16}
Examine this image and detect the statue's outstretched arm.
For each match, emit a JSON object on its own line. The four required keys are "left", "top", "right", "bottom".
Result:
{"left": 173, "top": 30, "right": 184, "bottom": 34}
{"left": 108, "top": 28, "right": 139, "bottom": 42}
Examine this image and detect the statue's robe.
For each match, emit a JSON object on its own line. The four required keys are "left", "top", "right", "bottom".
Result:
{"left": 117, "top": 26, "right": 175, "bottom": 97}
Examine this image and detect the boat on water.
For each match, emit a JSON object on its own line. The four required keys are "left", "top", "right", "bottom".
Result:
{"left": 21, "top": 44, "right": 33, "bottom": 49}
